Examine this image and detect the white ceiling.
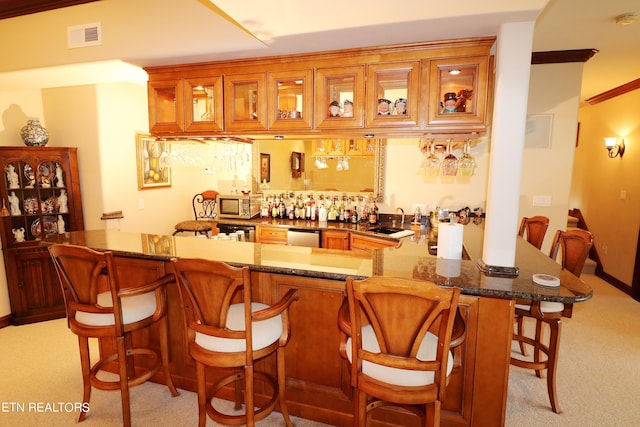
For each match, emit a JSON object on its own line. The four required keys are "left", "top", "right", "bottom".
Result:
{"left": 0, "top": 0, "right": 638, "bottom": 104}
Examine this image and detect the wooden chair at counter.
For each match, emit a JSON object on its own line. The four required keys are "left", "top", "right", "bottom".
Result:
{"left": 514, "top": 215, "right": 550, "bottom": 354}
{"left": 518, "top": 215, "right": 550, "bottom": 250}
{"left": 48, "top": 244, "right": 179, "bottom": 427}
{"left": 343, "top": 276, "right": 460, "bottom": 427}
{"left": 173, "top": 190, "right": 218, "bottom": 237}
{"left": 172, "top": 258, "right": 299, "bottom": 427}
{"left": 511, "top": 228, "right": 593, "bottom": 414}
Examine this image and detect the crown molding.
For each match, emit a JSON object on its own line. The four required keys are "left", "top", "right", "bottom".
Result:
{"left": 0, "top": 0, "right": 97, "bottom": 20}
{"left": 585, "top": 77, "right": 640, "bottom": 105}
{"left": 531, "top": 49, "right": 598, "bottom": 65}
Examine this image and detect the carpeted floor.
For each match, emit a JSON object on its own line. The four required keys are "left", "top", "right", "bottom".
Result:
{"left": 0, "top": 273, "right": 638, "bottom": 426}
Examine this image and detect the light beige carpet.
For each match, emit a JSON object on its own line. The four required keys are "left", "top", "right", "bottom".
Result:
{"left": 0, "top": 274, "right": 638, "bottom": 426}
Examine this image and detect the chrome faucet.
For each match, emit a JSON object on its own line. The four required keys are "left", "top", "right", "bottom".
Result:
{"left": 396, "top": 207, "right": 405, "bottom": 227}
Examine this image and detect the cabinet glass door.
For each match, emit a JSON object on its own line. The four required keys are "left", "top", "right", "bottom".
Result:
{"left": 148, "top": 80, "right": 184, "bottom": 133}
{"left": 366, "top": 62, "right": 420, "bottom": 129}
{"left": 426, "top": 56, "right": 489, "bottom": 128}
{"left": 224, "top": 73, "right": 267, "bottom": 132}
{"left": 185, "top": 76, "right": 224, "bottom": 132}
{"left": 4, "top": 159, "right": 70, "bottom": 244}
{"left": 315, "top": 66, "right": 364, "bottom": 129}
{"left": 268, "top": 70, "right": 313, "bottom": 130}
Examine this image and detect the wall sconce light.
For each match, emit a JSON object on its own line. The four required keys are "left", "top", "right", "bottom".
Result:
{"left": 604, "top": 137, "right": 625, "bottom": 158}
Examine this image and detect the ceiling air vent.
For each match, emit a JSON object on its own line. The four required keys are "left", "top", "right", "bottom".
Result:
{"left": 67, "top": 22, "right": 102, "bottom": 49}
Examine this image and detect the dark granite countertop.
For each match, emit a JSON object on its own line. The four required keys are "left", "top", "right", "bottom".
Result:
{"left": 42, "top": 222, "right": 592, "bottom": 304}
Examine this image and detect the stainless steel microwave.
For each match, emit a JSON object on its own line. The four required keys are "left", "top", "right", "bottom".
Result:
{"left": 216, "top": 194, "right": 260, "bottom": 219}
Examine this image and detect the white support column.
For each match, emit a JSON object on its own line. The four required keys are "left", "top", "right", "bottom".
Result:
{"left": 482, "top": 21, "right": 535, "bottom": 268}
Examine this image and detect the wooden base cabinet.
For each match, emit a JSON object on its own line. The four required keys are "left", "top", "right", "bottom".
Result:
{"left": 3, "top": 247, "right": 64, "bottom": 325}
{"left": 0, "top": 146, "right": 84, "bottom": 325}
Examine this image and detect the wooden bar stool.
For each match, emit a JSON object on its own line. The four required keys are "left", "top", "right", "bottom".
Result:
{"left": 518, "top": 215, "right": 550, "bottom": 250}
{"left": 48, "top": 244, "right": 179, "bottom": 427}
{"left": 343, "top": 276, "right": 461, "bottom": 427}
{"left": 172, "top": 258, "right": 299, "bottom": 427}
{"left": 511, "top": 229, "right": 593, "bottom": 413}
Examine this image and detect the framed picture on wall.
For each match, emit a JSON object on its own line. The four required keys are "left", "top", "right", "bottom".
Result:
{"left": 260, "top": 153, "right": 270, "bottom": 182}
{"left": 136, "top": 133, "right": 172, "bottom": 189}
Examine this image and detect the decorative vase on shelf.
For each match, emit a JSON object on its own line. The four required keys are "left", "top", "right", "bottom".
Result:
{"left": 20, "top": 119, "right": 49, "bottom": 147}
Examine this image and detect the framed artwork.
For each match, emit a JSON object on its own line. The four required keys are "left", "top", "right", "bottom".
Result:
{"left": 260, "top": 153, "right": 270, "bottom": 182}
{"left": 141, "top": 234, "right": 175, "bottom": 256}
{"left": 136, "top": 133, "right": 171, "bottom": 190}
{"left": 291, "top": 151, "right": 304, "bottom": 178}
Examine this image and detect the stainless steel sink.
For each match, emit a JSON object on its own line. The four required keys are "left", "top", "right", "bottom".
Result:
{"left": 368, "top": 226, "right": 406, "bottom": 235}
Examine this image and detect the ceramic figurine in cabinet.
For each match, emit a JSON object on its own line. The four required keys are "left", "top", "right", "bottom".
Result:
{"left": 329, "top": 101, "right": 341, "bottom": 117}
{"left": 442, "top": 92, "right": 458, "bottom": 113}
{"left": 394, "top": 98, "right": 407, "bottom": 115}
{"left": 57, "top": 215, "right": 65, "bottom": 234}
{"left": 12, "top": 227, "right": 25, "bottom": 242}
{"left": 377, "top": 98, "right": 392, "bottom": 115}
{"left": 55, "top": 164, "right": 65, "bottom": 187}
{"left": 6, "top": 164, "right": 19, "bottom": 189}
{"left": 58, "top": 189, "right": 69, "bottom": 213}
{"left": 8, "top": 191, "right": 20, "bottom": 215}
{"left": 343, "top": 100, "right": 353, "bottom": 117}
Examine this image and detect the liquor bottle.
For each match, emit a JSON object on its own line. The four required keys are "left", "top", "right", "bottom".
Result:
{"left": 271, "top": 195, "right": 279, "bottom": 218}
{"left": 304, "top": 195, "right": 312, "bottom": 220}
{"left": 351, "top": 205, "right": 359, "bottom": 223}
{"left": 310, "top": 195, "right": 317, "bottom": 221}
{"left": 318, "top": 200, "right": 328, "bottom": 222}
{"left": 278, "top": 195, "right": 286, "bottom": 219}
{"left": 369, "top": 202, "right": 378, "bottom": 224}
{"left": 260, "top": 196, "right": 270, "bottom": 218}
{"left": 327, "top": 198, "right": 337, "bottom": 221}
{"left": 295, "top": 194, "right": 302, "bottom": 219}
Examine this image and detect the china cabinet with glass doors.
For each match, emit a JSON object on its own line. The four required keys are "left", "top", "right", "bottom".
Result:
{"left": 0, "top": 146, "right": 84, "bottom": 325}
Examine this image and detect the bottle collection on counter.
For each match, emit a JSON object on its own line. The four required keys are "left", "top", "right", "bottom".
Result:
{"left": 260, "top": 193, "right": 380, "bottom": 225}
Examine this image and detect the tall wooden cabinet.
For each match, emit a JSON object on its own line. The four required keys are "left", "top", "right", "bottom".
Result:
{"left": 0, "top": 147, "right": 84, "bottom": 325}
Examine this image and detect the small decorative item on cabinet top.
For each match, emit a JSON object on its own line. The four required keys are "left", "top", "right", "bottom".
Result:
{"left": 20, "top": 119, "right": 49, "bottom": 147}
{"left": 136, "top": 133, "right": 172, "bottom": 190}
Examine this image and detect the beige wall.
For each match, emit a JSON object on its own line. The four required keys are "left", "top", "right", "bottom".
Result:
{"left": 571, "top": 91, "right": 640, "bottom": 286}
{"left": 521, "top": 62, "right": 583, "bottom": 253}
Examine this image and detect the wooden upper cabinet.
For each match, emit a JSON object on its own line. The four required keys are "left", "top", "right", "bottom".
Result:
{"left": 148, "top": 79, "right": 184, "bottom": 133}
{"left": 184, "top": 75, "right": 224, "bottom": 132}
{"left": 365, "top": 62, "right": 420, "bottom": 129}
{"left": 268, "top": 69, "right": 314, "bottom": 130}
{"left": 145, "top": 38, "right": 495, "bottom": 136}
{"left": 315, "top": 66, "right": 365, "bottom": 129}
{"left": 224, "top": 72, "right": 268, "bottom": 132}
{"left": 426, "top": 55, "right": 489, "bottom": 130}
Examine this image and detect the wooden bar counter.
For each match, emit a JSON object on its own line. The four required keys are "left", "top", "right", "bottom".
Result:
{"left": 43, "top": 224, "right": 592, "bottom": 427}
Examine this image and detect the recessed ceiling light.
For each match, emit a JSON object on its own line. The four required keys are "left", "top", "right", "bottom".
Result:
{"left": 615, "top": 13, "right": 638, "bottom": 26}
{"left": 449, "top": 69, "right": 461, "bottom": 75}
